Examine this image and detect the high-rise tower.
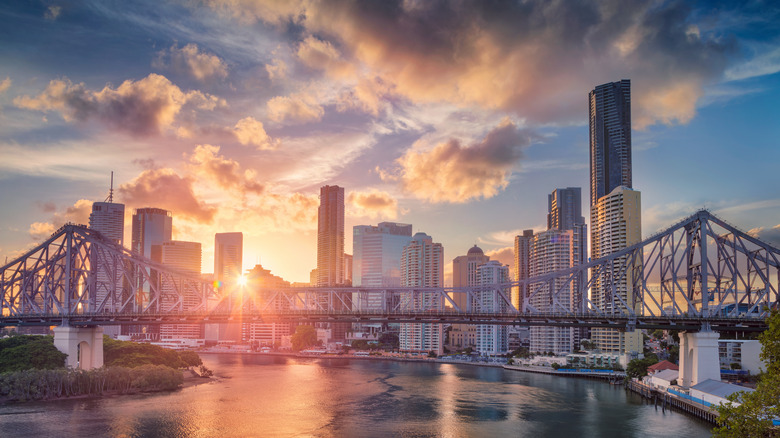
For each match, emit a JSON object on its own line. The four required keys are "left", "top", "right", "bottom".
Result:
{"left": 353, "top": 222, "right": 413, "bottom": 309}
{"left": 128, "top": 207, "right": 172, "bottom": 339}
{"left": 528, "top": 187, "right": 587, "bottom": 355}
{"left": 589, "top": 80, "right": 642, "bottom": 360}
{"left": 399, "top": 232, "right": 444, "bottom": 355}
{"left": 449, "top": 245, "right": 490, "bottom": 350}
{"left": 88, "top": 173, "right": 125, "bottom": 336}
{"left": 589, "top": 79, "right": 632, "bottom": 207}
{"left": 215, "top": 232, "right": 243, "bottom": 286}
{"left": 317, "top": 186, "right": 345, "bottom": 287}
{"left": 156, "top": 240, "right": 203, "bottom": 340}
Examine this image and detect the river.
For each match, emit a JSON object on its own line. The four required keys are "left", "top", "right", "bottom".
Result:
{"left": 0, "top": 354, "right": 713, "bottom": 437}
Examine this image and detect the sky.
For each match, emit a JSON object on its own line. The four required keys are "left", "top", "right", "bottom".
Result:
{"left": 1, "top": 0, "right": 779, "bottom": 285}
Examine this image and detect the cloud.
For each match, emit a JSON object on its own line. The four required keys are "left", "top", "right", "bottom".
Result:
{"left": 337, "top": 76, "right": 394, "bottom": 116}
{"left": 118, "top": 168, "right": 216, "bottom": 223}
{"left": 187, "top": 144, "right": 264, "bottom": 195}
{"left": 485, "top": 246, "right": 515, "bottom": 277}
{"left": 204, "top": 0, "right": 736, "bottom": 128}
{"left": 44, "top": 5, "right": 61, "bottom": 20}
{"left": 348, "top": 189, "right": 398, "bottom": 219}
{"left": 388, "top": 119, "right": 531, "bottom": 203}
{"left": 28, "top": 199, "right": 92, "bottom": 241}
{"left": 296, "top": 35, "right": 354, "bottom": 78}
{"left": 267, "top": 92, "right": 324, "bottom": 123}
{"left": 265, "top": 58, "right": 288, "bottom": 81}
{"left": 13, "top": 73, "right": 223, "bottom": 136}
{"left": 725, "top": 46, "right": 780, "bottom": 81}
{"left": 0, "top": 77, "right": 10, "bottom": 94}
{"left": 233, "top": 116, "right": 279, "bottom": 150}
{"left": 154, "top": 43, "right": 229, "bottom": 82}
{"left": 748, "top": 225, "right": 780, "bottom": 247}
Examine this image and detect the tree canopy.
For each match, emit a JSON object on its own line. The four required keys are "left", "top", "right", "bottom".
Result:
{"left": 0, "top": 335, "right": 66, "bottom": 372}
{"left": 103, "top": 336, "right": 201, "bottom": 369}
{"left": 714, "top": 310, "right": 780, "bottom": 437}
{"left": 291, "top": 325, "right": 318, "bottom": 351}
{"left": 625, "top": 354, "right": 659, "bottom": 379}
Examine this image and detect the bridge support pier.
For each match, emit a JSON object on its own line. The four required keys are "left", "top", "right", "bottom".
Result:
{"left": 678, "top": 330, "right": 720, "bottom": 388}
{"left": 53, "top": 326, "right": 104, "bottom": 370}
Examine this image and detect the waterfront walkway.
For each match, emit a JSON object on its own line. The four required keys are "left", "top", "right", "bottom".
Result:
{"left": 626, "top": 380, "right": 719, "bottom": 424}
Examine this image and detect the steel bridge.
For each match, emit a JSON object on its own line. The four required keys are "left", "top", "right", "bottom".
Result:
{"left": 1, "top": 210, "right": 778, "bottom": 332}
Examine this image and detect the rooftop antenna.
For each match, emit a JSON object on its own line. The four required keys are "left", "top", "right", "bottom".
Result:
{"left": 105, "top": 171, "right": 114, "bottom": 203}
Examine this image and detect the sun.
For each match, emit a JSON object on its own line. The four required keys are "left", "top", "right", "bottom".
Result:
{"left": 237, "top": 274, "right": 248, "bottom": 287}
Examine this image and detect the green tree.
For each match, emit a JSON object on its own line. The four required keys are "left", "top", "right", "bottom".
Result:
{"left": 714, "top": 310, "right": 780, "bottom": 437}
{"left": 291, "top": 325, "right": 318, "bottom": 351}
{"left": 0, "top": 335, "right": 66, "bottom": 372}
{"left": 625, "top": 356, "right": 659, "bottom": 379}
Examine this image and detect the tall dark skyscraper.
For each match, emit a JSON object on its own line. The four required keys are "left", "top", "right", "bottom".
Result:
{"left": 589, "top": 79, "right": 632, "bottom": 207}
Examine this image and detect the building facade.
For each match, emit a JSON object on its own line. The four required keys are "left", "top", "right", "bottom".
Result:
{"left": 449, "top": 245, "right": 490, "bottom": 350}
{"left": 128, "top": 207, "right": 172, "bottom": 339}
{"left": 589, "top": 80, "right": 642, "bottom": 358}
{"left": 475, "top": 260, "right": 510, "bottom": 356}
{"left": 242, "top": 264, "right": 293, "bottom": 346}
{"left": 155, "top": 240, "right": 203, "bottom": 340}
{"left": 89, "top": 200, "right": 125, "bottom": 336}
{"left": 317, "top": 185, "right": 345, "bottom": 287}
{"left": 513, "top": 229, "right": 534, "bottom": 311}
{"left": 590, "top": 186, "right": 643, "bottom": 355}
{"left": 399, "top": 232, "right": 444, "bottom": 355}
{"left": 316, "top": 185, "right": 347, "bottom": 342}
{"left": 214, "top": 232, "right": 243, "bottom": 286}
{"left": 352, "top": 222, "right": 413, "bottom": 310}
{"left": 589, "top": 79, "right": 632, "bottom": 207}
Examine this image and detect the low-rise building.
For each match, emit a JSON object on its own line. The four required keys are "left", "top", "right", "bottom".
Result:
{"left": 719, "top": 339, "right": 764, "bottom": 374}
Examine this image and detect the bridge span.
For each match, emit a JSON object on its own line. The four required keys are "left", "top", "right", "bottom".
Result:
{"left": 1, "top": 209, "right": 778, "bottom": 381}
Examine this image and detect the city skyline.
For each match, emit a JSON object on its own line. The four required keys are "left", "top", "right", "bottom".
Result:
{"left": 1, "top": 1, "right": 779, "bottom": 284}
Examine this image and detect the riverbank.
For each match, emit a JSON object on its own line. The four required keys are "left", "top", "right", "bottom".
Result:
{"left": 0, "top": 366, "right": 210, "bottom": 404}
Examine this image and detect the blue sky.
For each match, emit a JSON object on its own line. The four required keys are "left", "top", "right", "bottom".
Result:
{"left": 1, "top": 0, "right": 779, "bottom": 283}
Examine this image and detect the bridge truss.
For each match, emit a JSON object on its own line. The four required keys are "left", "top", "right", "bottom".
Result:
{"left": 0, "top": 210, "right": 777, "bottom": 331}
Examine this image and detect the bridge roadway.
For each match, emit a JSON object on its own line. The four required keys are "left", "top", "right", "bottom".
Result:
{"left": 0, "top": 310, "right": 766, "bottom": 332}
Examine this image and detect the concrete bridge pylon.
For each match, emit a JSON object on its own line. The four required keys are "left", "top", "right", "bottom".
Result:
{"left": 678, "top": 330, "right": 720, "bottom": 388}
{"left": 53, "top": 325, "right": 104, "bottom": 370}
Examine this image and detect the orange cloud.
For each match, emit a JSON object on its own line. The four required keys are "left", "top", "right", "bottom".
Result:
{"left": 267, "top": 92, "right": 324, "bottom": 123}
{"left": 348, "top": 189, "right": 398, "bottom": 219}
{"left": 0, "top": 77, "right": 10, "bottom": 94}
{"left": 118, "top": 168, "right": 216, "bottom": 223}
{"left": 155, "top": 43, "right": 228, "bottom": 82}
{"left": 188, "top": 144, "right": 264, "bottom": 195}
{"left": 14, "top": 74, "right": 223, "bottom": 136}
{"left": 297, "top": 35, "right": 354, "bottom": 78}
{"left": 390, "top": 120, "right": 531, "bottom": 203}
{"left": 28, "top": 199, "right": 92, "bottom": 240}
{"left": 233, "top": 116, "right": 279, "bottom": 150}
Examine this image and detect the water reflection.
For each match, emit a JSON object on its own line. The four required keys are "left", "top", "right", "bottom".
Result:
{"left": 0, "top": 354, "right": 714, "bottom": 438}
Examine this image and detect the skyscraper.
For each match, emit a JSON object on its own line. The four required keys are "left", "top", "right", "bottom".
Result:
{"left": 589, "top": 80, "right": 642, "bottom": 358}
{"left": 316, "top": 185, "right": 347, "bottom": 342}
{"left": 128, "top": 207, "right": 172, "bottom": 339}
{"left": 589, "top": 79, "right": 632, "bottom": 207}
{"left": 317, "top": 185, "right": 345, "bottom": 287}
{"left": 352, "top": 222, "right": 413, "bottom": 310}
{"left": 449, "top": 245, "right": 489, "bottom": 350}
{"left": 156, "top": 240, "right": 203, "bottom": 340}
{"left": 513, "top": 229, "right": 534, "bottom": 311}
{"left": 399, "top": 232, "right": 444, "bottom": 355}
{"left": 590, "top": 186, "right": 643, "bottom": 355}
{"left": 528, "top": 187, "right": 587, "bottom": 355}
{"left": 214, "top": 232, "right": 243, "bottom": 286}
{"left": 475, "top": 260, "right": 510, "bottom": 356}
{"left": 131, "top": 208, "right": 173, "bottom": 259}
{"left": 88, "top": 179, "right": 125, "bottom": 336}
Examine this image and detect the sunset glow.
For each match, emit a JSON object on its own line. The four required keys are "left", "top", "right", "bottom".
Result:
{"left": 0, "top": 1, "right": 779, "bottom": 286}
